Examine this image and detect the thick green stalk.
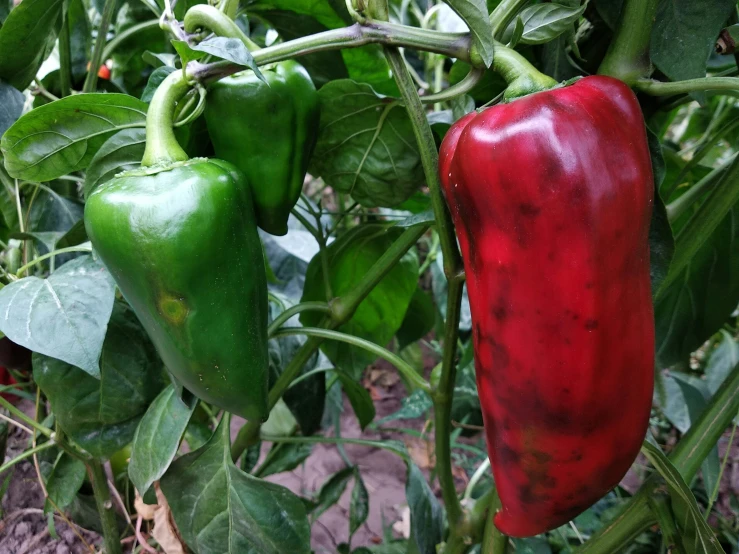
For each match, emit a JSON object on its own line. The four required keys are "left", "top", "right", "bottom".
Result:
{"left": 58, "top": 9, "right": 72, "bottom": 97}
{"left": 384, "top": 46, "right": 465, "bottom": 535}
{"left": 492, "top": 40, "right": 557, "bottom": 99}
{"left": 657, "top": 153, "right": 739, "bottom": 297}
{"left": 189, "top": 21, "right": 476, "bottom": 84}
{"left": 184, "top": 5, "right": 260, "bottom": 50}
{"left": 635, "top": 77, "right": 739, "bottom": 96}
{"left": 576, "top": 360, "right": 739, "bottom": 552}
{"left": 88, "top": 459, "right": 122, "bottom": 554}
{"left": 273, "top": 327, "right": 430, "bottom": 393}
{"left": 598, "top": 0, "right": 659, "bottom": 83}
{"left": 83, "top": 0, "right": 117, "bottom": 93}
{"left": 141, "top": 71, "right": 191, "bottom": 167}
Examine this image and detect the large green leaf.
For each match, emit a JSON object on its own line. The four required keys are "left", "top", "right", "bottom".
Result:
{"left": 128, "top": 384, "right": 197, "bottom": 495}
{"left": 160, "top": 417, "right": 311, "bottom": 554}
{"left": 650, "top": 0, "right": 735, "bottom": 88}
{"left": 1, "top": 93, "right": 147, "bottom": 182}
{"left": 310, "top": 81, "right": 424, "bottom": 207}
{"left": 300, "top": 224, "right": 418, "bottom": 378}
{"left": 0, "top": 0, "right": 63, "bottom": 90}
{"left": 0, "top": 256, "right": 114, "bottom": 377}
{"left": 33, "top": 303, "right": 165, "bottom": 458}
{"left": 0, "top": 79, "right": 23, "bottom": 137}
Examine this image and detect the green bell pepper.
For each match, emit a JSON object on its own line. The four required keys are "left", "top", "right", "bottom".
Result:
{"left": 204, "top": 60, "right": 320, "bottom": 236}
{"left": 84, "top": 72, "right": 269, "bottom": 421}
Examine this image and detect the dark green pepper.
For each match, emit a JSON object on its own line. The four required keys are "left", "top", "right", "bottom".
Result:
{"left": 204, "top": 60, "right": 320, "bottom": 236}
{"left": 84, "top": 72, "right": 269, "bottom": 421}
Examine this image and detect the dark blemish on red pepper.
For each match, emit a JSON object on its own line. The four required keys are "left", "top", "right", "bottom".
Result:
{"left": 584, "top": 319, "right": 599, "bottom": 330}
{"left": 519, "top": 203, "right": 540, "bottom": 217}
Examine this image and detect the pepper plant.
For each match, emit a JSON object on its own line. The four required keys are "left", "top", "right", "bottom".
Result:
{"left": 0, "top": 0, "right": 737, "bottom": 552}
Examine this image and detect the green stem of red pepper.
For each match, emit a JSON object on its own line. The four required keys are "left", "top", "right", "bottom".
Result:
{"left": 141, "top": 71, "right": 191, "bottom": 167}
{"left": 598, "top": 0, "right": 660, "bottom": 84}
{"left": 491, "top": 40, "right": 558, "bottom": 100}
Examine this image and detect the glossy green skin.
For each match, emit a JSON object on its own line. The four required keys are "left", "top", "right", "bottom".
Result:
{"left": 205, "top": 60, "right": 320, "bottom": 236}
{"left": 84, "top": 159, "right": 269, "bottom": 420}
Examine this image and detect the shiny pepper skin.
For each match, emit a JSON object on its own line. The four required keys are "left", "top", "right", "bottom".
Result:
{"left": 204, "top": 60, "right": 320, "bottom": 236}
{"left": 439, "top": 76, "right": 655, "bottom": 537}
{"left": 84, "top": 158, "right": 269, "bottom": 421}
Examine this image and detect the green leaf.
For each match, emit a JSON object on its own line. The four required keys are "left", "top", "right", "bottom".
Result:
{"left": 406, "top": 462, "right": 443, "bottom": 554}
{"left": 395, "top": 210, "right": 435, "bottom": 229}
{"left": 0, "top": 256, "right": 115, "bottom": 377}
{"left": 350, "top": 468, "right": 369, "bottom": 537}
{"left": 141, "top": 66, "right": 175, "bottom": 103}
{"left": 0, "top": 93, "right": 147, "bottom": 182}
{"left": 313, "top": 466, "right": 354, "bottom": 519}
{"left": 300, "top": 224, "right": 419, "bottom": 378}
{"left": 647, "top": 130, "right": 674, "bottom": 296}
{"left": 256, "top": 442, "right": 313, "bottom": 478}
{"left": 336, "top": 369, "right": 375, "bottom": 430}
{"left": 186, "top": 37, "right": 265, "bottom": 81}
{"left": 443, "top": 0, "right": 493, "bottom": 66}
{"left": 641, "top": 441, "right": 724, "bottom": 554}
{"left": 310, "top": 80, "right": 424, "bottom": 207}
{"left": 33, "top": 303, "right": 165, "bottom": 458}
{"left": 68, "top": 0, "right": 90, "bottom": 82}
{"left": 84, "top": 128, "right": 146, "bottom": 199}
{"left": 706, "top": 331, "right": 739, "bottom": 395}
{"left": 651, "top": 0, "right": 735, "bottom": 92}
{"left": 515, "top": 2, "right": 585, "bottom": 45}
{"left": 43, "top": 452, "right": 86, "bottom": 513}
{"left": 128, "top": 384, "right": 197, "bottom": 495}
{"left": 655, "top": 203, "right": 738, "bottom": 367}
{"left": 397, "top": 288, "right": 435, "bottom": 349}
{"left": 0, "top": 80, "right": 23, "bottom": 137}
{"left": 160, "top": 418, "right": 311, "bottom": 554}
{"left": 0, "top": 0, "right": 63, "bottom": 90}
{"left": 376, "top": 389, "right": 433, "bottom": 425}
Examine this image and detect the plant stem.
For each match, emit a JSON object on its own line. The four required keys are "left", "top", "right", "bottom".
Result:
{"left": 0, "top": 440, "right": 56, "bottom": 475}
{"left": 420, "top": 68, "right": 485, "bottom": 103}
{"left": 384, "top": 45, "right": 465, "bottom": 536}
{"left": 491, "top": 40, "right": 557, "bottom": 100}
{"left": 576, "top": 360, "right": 739, "bottom": 553}
{"left": 15, "top": 245, "right": 93, "bottom": 277}
{"left": 232, "top": 226, "right": 427, "bottom": 460}
{"left": 597, "top": 0, "right": 659, "bottom": 83}
{"left": 330, "top": 225, "right": 429, "bottom": 322}
{"left": 189, "top": 21, "right": 476, "bottom": 84}
{"left": 141, "top": 71, "right": 191, "bottom": 167}
{"left": 219, "top": 0, "right": 239, "bottom": 19}
{"left": 58, "top": 9, "right": 72, "bottom": 97}
{"left": 273, "top": 327, "right": 430, "bottom": 393}
{"left": 0, "top": 397, "right": 53, "bottom": 438}
{"left": 260, "top": 434, "right": 409, "bottom": 458}
{"left": 184, "top": 5, "right": 260, "bottom": 50}
{"left": 102, "top": 20, "right": 160, "bottom": 61}
{"left": 88, "top": 459, "right": 122, "bottom": 554}
{"left": 83, "top": 0, "right": 117, "bottom": 93}
{"left": 657, "top": 153, "right": 739, "bottom": 297}
{"left": 635, "top": 77, "right": 739, "bottom": 96}
{"left": 489, "top": 0, "right": 530, "bottom": 40}
{"left": 666, "top": 154, "right": 736, "bottom": 222}
{"left": 267, "top": 301, "right": 331, "bottom": 337}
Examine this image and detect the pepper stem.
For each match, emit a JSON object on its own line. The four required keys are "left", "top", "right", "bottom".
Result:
{"left": 184, "top": 5, "right": 260, "bottom": 50}
{"left": 491, "top": 40, "right": 557, "bottom": 100}
{"left": 141, "top": 71, "right": 191, "bottom": 167}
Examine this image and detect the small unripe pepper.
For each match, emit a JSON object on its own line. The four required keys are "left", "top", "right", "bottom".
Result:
{"left": 439, "top": 75, "right": 655, "bottom": 536}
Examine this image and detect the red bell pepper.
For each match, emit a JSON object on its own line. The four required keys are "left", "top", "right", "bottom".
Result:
{"left": 439, "top": 75, "right": 655, "bottom": 537}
